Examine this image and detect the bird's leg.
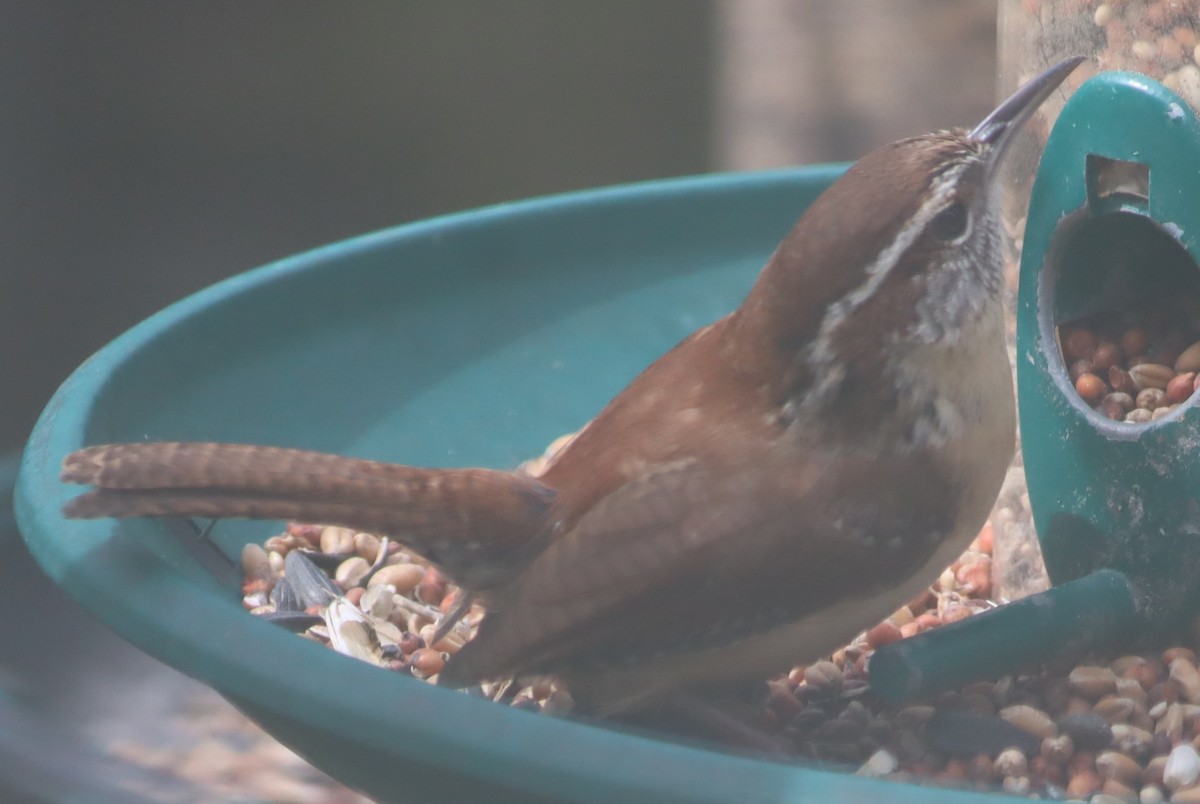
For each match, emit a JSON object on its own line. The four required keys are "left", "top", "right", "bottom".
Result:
{"left": 607, "top": 683, "right": 789, "bottom": 758}
{"left": 430, "top": 591, "right": 477, "bottom": 648}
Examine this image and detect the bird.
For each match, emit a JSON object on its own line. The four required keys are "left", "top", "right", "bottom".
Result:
{"left": 61, "top": 57, "right": 1083, "bottom": 716}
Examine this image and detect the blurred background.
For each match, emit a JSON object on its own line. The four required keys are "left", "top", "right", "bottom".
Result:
{"left": 2, "top": 1, "right": 995, "bottom": 799}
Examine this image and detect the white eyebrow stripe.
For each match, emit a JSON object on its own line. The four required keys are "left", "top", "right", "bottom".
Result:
{"left": 803, "top": 161, "right": 968, "bottom": 403}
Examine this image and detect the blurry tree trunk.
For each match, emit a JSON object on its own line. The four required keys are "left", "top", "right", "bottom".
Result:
{"left": 714, "top": 0, "right": 999, "bottom": 169}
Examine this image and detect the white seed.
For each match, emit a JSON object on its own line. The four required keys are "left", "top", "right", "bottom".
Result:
{"left": 1002, "top": 776, "right": 1031, "bottom": 796}
{"left": 1164, "top": 743, "right": 1200, "bottom": 791}
{"left": 1137, "top": 388, "right": 1168, "bottom": 410}
{"left": 334, "top": 556, "right": 370, "bottom": 588}
{"left": 1132, "top": 40, "right": 1157, "bottom": 62}
{"left": 995, "top": 748, "right": 1028, "bottom": 778}
{"left": 368, "top": 562, "right": 425, "bottom": 594}
{"left": 856, "top": 748, "right": 898, "bottom": 777}
{"left": 1140, "top": 784, "right": 1164, "bottom": 804}
{"left": 359, "top": 584, "right": 395, "bottom": 619}
{"left": 1151, "top": 405, "right": 1175, "bottom": 421}
{"left": 1175, "top": 65, "right": 1200, "bottom": 113}
{"left": 320, "top": 525, "right": 356, "bottom": 554}
{"left": 324, "top": 599, "right": 383, "bottom": 666}
{"left": 242, "top": 591, "right": 269, "bottom": 609}
{"left": 354, "top": 531, "right": 381, "bottom": 562}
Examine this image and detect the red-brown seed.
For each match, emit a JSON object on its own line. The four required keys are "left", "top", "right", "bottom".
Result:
{"left": 1075, "top": 373, "right": 1108, "bottom": 404}
{"left": 1099, "top": 398, "right": 1126, "bottom": 421}
{"left": 1070, "top": 359, "right": 1096, "bottom": 382}
{"left": 967, "top": 753, "right": 995, "bottom": 782}
{"left": 1122, "top": 328, "right": 1150, "bottom": 359}
{"left": 1068, "top": 751, "right": 1096, "bottom": 775}
{"left": 970, "top": 522, "right": 994, "bottom": 554}
{"left": 286, "top": 522, "right": 325, "bottom": 545}
{"left": 410, "top": 647, "right": 446, "bottom": 678}
{"left": 1164, "top": 647, "right": 1199, "bottom": 665}
{"left": 939, "top": 758, "right": 968, "bottom": 782}
{"left": 242, "top": 577, "right": 271, "bottom": 597}
{"left": 955, "top": 560, "right": 992, "bottom": 598}
{"left": 1168, "top": 372, "right": 1196, "bottom": 404}
{"left": 1102, "top": 392, "right": 1135, "bottom": 413}
{"left": 1066, "top": 768, "right": 1101, "bottom": 799}
{"left": 1110, "top": 366, "right": 1137, "bottom": 395}
{"left": 1123, "top": 657, "right": 1161, "bottom": 691}
{"left": 1092, "top": 695, "right": 1136, "bottom": 723}
{"left": 1092, "top": 341, "right": 1121, "bottom": 371}
{"left": 1065, "top": 328, "right": 1098, "bottom": 361}
{"left": 397, "top": 631, "right": 423, "bottom": 655}
{"left": 907, "top": 588, "right": 936, "bottom": 614}
{"left": 1032, "top": 755, "right": 1065, "bottom": 787}
{"left": 914, "top": 611, "right": 942, "bottom": 631}
{"left": 440, "top": 588, "right": 461, "bottom": 615}
{"left": 866, "top": 621, "right": 903, "bottom": 649}
{"left": 766, "top": 679, "right": 804, "bottom": 718}
{"left": 416, "top": 567, "right": 448, "bottom": 605}
{"left": 1144, "top": 755, "right": 1168, "bottom": 788}
{"left": 1096, "top": 750, "right": 1141, "bottom": 785}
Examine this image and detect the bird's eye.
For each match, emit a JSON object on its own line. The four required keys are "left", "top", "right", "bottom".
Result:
{"left": 931, "top": 202, "right": 969, "bottom": 241}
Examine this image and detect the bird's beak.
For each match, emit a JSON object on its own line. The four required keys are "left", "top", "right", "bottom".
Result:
{"left": 970, "top": 56, "right": 1086, "bottom": 174}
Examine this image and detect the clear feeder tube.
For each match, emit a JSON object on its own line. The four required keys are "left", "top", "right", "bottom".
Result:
{"left": 990, "top": 1, "right": 1200, "bottom": 601}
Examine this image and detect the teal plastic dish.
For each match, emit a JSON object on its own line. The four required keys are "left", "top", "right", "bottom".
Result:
{"left": 18, "top": 167, "right": 1005, "bottom": 802}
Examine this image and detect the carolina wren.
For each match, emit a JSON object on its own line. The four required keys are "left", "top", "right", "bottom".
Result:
{"left": 62, "top": 58, "right": 1082, "bottom": 714}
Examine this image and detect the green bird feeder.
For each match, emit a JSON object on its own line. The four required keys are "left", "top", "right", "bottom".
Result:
{"left": 872, "top": 71, "right": 1200, "bottom": 701}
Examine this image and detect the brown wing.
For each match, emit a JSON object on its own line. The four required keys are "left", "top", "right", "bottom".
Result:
{"left": 442, "top": 449, "right": 959, "bottom": 686}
